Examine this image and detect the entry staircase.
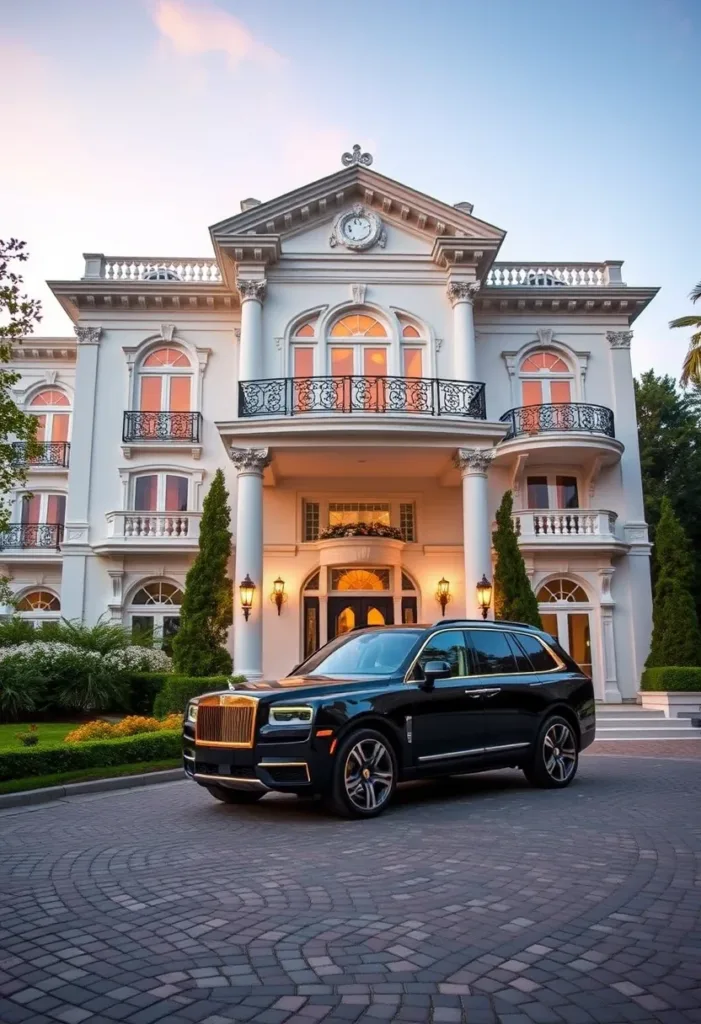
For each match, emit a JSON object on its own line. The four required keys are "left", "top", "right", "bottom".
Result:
{"left": 595, "top": 704, "right": 701, "bottom": 741}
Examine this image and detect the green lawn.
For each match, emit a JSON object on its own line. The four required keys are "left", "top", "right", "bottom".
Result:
{"left": 0, "top": 759, "right": 181, "bottom": 795}
{"left": 0, "top": 721, "right": 81, "bottom": 751}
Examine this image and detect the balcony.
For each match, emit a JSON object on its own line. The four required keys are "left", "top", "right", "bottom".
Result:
{"left": 512, "top": 510, "right": 625, "bottom": 553}
{"left": 94, "top": 511, "right": 202, "bottom": 554}
{"left": 11, "top": 441, "right": 70, "bottom": 469}
{"left": 121, "top": 411, "right": 203, "bottom": 458}
{"left": 500, "top": 403, "right": 615, "bottom": 440}
{"left": 0, "top": 523, "right": 64, "bottom": 551}
{"left": 239, "top": 376, "right": 487, "bottom": 420}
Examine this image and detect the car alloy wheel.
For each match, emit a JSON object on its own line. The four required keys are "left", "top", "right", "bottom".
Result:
{"left": 542, "top": 722, "right": 577, "bottom": 783}
{"left": 343, "top": 737, "right": 394, "bottom": 812}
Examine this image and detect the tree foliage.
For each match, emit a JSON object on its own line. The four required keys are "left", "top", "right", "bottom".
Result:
{"left": 0, "top": 239, "right": 42, "bottom": 532}
{"left": 171, "top": 469, "right": 233, "bottom": 676}
{"left": 670, "top": 279, "right": 701, "bottom": 387}
{"left": 492, "top": 490, "right": 542, "bottom": 627}
{"left": 635, "top": 371, "right": 701, "bottom": 614}
{"left": 646, "top": 496, "right": 701, "bottom": 667}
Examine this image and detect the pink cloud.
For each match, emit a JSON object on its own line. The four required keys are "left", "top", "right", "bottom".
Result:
{"left": 151, "top": 0, "right": 284, "bottom": 68}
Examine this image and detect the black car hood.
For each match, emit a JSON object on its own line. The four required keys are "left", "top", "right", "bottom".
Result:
{"left": 219, "top": 675, "right": 394, "bottom": 701}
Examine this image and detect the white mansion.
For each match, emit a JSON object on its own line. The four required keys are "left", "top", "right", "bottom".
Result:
{"left": 1, "top": 148, "right": 658, "bottom": 698}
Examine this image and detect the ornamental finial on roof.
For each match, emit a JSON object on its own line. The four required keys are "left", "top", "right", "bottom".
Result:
{"left": 342, "top": 144, "right": 373, "bottom": 167}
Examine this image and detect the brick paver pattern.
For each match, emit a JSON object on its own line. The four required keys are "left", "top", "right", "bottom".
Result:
{"left": 1, "top": 755, "right": 700, "bottom": 1024}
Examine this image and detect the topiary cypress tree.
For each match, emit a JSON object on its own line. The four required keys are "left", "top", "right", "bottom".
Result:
{"left": 172, "top": 469, "right": 233, "bottom": 676}
{"left": 646, "top": 495, "right": 701, "bottom": 667}
{"left": 492, "top": 490, "right": 542, "bottom": 627}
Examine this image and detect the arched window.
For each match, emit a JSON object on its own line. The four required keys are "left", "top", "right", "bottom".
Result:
{"left": 520, "top": 349, "right": 573, "bottom": 407}
{"left": 537, "top": 578, "right": 588, "bottom": 603}
{"left": 138, "top": 346, "right": 192, "bottom": 413}
{"left": 397, "top": 316, "right": 426, "bottom": 385}
{"left": 29, "top": 389, "right": 71, "bottom": 445}
{"left": 291, "top": 319, "right": 319, "bottom": 379}
{"left": 128, "top": 580, "right": 183, "bottom": 650}
{"left": 143, "top": 266, "right": 181, "bottom": 281}
{"left": 16, "top": 589, "right": 61, "bottom": 626}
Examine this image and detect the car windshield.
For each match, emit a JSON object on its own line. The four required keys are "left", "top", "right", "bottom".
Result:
{"left": 298, "top": 629, "right": 422, "bottom": 677}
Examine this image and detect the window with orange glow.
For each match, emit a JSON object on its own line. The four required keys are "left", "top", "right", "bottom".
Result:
{"left": 142, "top": 347, "right": 190, "bottom": 368}
{"left": 519, "top": 349, "right": 573, "bottom": 408}
{"left": 294, "top": 321, "right": 317, "bottom": 338}
{"left": 30, "top": 389, "right": 70, "bottom": 407}
{"left": 330, "top": 314, "right": 387, "bottom": 338}
{"left": 29, "top": 389, "right": 71, "bottom": 444}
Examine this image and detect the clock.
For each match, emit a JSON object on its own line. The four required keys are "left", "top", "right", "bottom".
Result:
{"left": 330, "top": 204, "right": 386, "bottom": 251}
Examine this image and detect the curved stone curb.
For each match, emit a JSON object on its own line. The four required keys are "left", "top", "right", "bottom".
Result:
{"left": 0, "top": 767, "right": 184, "bottom": 810}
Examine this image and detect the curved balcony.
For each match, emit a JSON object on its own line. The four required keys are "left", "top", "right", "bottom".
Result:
{"left": 500, "top": 403, "right": 615, "bottom": 440}
{"left": 0, "top": 523, "right": 64, "bottom": 551}
{"left": 511, "top": 509, "right": 625, "bottom": 553}
{"left": 11, "top": 441, "right": 70, "bottom": 468}
{"left": 239, "top": 376, "right": 487, "bottom": 420}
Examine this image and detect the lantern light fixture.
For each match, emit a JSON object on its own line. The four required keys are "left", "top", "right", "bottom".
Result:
{"left": 476, "top": 574, "right": 493, "bottom": 619}
{"left": 239, "top": 574, "right": 256, "bottom": 621}
{"left": 436, "top": 577, "right": 451, "bottom": 616}
{"left": 271, "top": 576, "right": 287, "bottom": 616}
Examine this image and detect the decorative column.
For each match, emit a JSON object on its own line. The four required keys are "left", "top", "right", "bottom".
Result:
{"left": 237, "top": 278, "right": 266, "bottom": 382}
{"left": 455, "top": 448, "right": 494, "bottom": 618}
{"left": 61, "top": 325, "right": 102, "bottom": 622}
{"left": 598, "top": 568, "right": 622, "bottom": 702}
{"left": 230, "top": 447, "right": 271, "bottom": 680}
{"left": 607, "top": 331, "right": 653, "bottom": 689}
{"left": 447, "top": 282, "right": 480, "bottom": 382}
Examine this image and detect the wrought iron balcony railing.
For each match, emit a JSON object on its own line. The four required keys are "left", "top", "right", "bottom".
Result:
{"left": 500, "top": 403, "right": 615, "bottom": 440}
{"left": 11, "top": 441, "right": 71, "bottom": 468}
{"left": 122, "top": 411, "right": 202, "bottom": 443}
{"left": 239, "top": 376, "right": 487, "bottom": 420}
{"left": 0, "top": 523, "right": 64, "bottom": 550}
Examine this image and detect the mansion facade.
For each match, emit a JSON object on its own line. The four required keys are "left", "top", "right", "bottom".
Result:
{"left": 1, "top": 148, "right": 658, "bottom": 699}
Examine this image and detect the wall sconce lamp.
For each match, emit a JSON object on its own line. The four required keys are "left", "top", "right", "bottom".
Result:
{"left": 271, "top": 576, "right": 287, "bottom": 616}
{"left": 476, "top": 574, "right": 493, "bottom": 620}
{"left": 239, "top": 574, "right": 256, "bottom": 621}
{"left": 436, "top": 577, "right": 451, "bottom": 616}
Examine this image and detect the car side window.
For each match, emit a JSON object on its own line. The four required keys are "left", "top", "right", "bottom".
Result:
{"left": 513, "top": 632, "right": 560, "bottom": 672}
{"left": 466, "top": 629, "right": 518, "bottom": 675}
{"left": 505, "top": 632, "right": 533, "bottom": 673}
{"left": 414, "top": 630, "right": 469, "bottom": 679}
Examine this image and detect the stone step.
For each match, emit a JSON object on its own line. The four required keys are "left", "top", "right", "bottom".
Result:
{"left": 595, "top": 724, "right": 701, "bottom": 740}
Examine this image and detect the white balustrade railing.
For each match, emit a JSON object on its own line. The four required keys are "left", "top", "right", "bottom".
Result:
{"left": 512, "top": 509, "right": 618, "bottom": 541}
{"left": 83, "top": 254, "right": 222, "bottom": 283}
{"left": 487, "top": 261, "right": 623, "bottom": 288}
{"left": 106, "top": 511, "right": 202, "bottom": 542}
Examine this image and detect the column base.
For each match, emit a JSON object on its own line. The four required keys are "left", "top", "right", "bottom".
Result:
{"left": 603, "top": 682, "right": 623, "bottom": 703}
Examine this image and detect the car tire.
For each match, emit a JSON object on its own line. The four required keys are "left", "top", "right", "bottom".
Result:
{"left": 204, "top": 785, "right": 265, "bottom": 805}
{"left": 325, "top": 728, "right": 398, "bottom": 819}
{"left": 523, "top": 715, "right": 579, "bottom": 789}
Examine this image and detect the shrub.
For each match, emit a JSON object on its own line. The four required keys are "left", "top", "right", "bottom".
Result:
{"left": 103, "top": 647, "right": 172, "bottom": 673}
{"left": 153, "top": 675, "right": 243, "bottom": 717}
{"left": 64, "top": 720, "right": 115, "bottom": 743}
{"left": 0, "top": 643, "right": 127, "bottom": 716}
{"left": 646, "top": 497, "right": 701, "bottom": 667}
{"left": 492, "top": 490, "right": 542, "bottom": 627}
{"left": 0, "top": 617, "right": 36, "bottom": 647}
{"left": 36, "top": 618, "right": 133, "bottom": 654}
{"left": 0, "top": 659, "right": 46, "bottom": 721}
{"left": 122, "top": 671, "right": 174, "bottom": 715}
{"left": 65, "top": 714, "right": 181, "bottom": 743}
{"left": 16, "top": 725, "right": 39, "bottom": 747}
{"left": 172, "top": 470, "right": 233, "bottom": 676}
{"left": 641, "top": 667, "right": 701, "bottom": 692}
{"left": 0, "top": 731, "right": 181, "bottom": 782}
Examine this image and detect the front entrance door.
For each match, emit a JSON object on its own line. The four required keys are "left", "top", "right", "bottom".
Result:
{"left": 328, "top": 596, "right": 394, "bottom": 640}
{"left": 541, "top": 610, "right": 593, "bottom": 679}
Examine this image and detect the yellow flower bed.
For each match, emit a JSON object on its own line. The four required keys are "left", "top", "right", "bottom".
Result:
{"left": 65, "top": 714, "right": 181, "bottom": 743}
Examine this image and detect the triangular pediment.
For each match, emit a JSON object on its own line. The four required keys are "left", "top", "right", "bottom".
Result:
{"left": 209, "top": 164, "right": 505, "bottom": 283}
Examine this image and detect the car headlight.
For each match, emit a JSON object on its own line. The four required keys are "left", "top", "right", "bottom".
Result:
{"left": 268, "top": 705, "right": 313, "bottom": 726}
{"left": 187, "top": 703, "right": 198, "bottom": 723}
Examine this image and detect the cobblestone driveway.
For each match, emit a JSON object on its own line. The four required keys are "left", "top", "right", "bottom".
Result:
{"left": 1, "top": 756, "right": 700, "bottom": 1024}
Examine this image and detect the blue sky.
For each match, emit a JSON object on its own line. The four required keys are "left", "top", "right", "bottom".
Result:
{"left": 1, "top": 0, "right": 698, "bottom": 378}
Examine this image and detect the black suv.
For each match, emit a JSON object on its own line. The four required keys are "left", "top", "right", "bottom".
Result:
{"left": 182, "top": 620, "right": 595, "bottom": 818}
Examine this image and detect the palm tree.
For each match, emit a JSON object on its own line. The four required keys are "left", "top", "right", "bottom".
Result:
{"left": 671, "top": 280, "right": 701, "bottom": 386}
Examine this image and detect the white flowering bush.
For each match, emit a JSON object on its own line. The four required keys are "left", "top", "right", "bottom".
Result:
{"left": 104, "top": 646, "right": 172, "bottom": 672}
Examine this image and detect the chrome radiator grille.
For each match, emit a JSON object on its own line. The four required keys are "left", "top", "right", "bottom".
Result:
{"left": 195, "top": 699, "right": 256, "bottom": 747}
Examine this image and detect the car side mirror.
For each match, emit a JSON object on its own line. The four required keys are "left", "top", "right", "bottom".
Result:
{"left": 421, "top": 659, "right": 452, "bottom": 688}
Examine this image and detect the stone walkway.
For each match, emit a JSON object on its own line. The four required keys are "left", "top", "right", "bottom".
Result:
{"left": 0, "top": 756, "right": 700, "bottom": 1024}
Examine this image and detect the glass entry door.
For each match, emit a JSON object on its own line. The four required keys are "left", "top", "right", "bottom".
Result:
{"left": 328, "top": 597, "right": 394, "bottom": 640}
{"left": 541, "top": 610, "right": 592, "bottom": 678}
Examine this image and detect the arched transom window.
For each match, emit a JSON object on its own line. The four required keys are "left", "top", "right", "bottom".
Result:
{"left": 17, "top": 590, "right": 61, "bottom": 613}
{"left": 520, "top": 349, "right": 573, "bottom": 406}
{"left": 29, "top": 389, "right": 71, "bottom": 444}
{"left": 139, "top": 346, "right": 192, "bottom": 412}
{"left": 537, "top": 578, "right": 588, "bottom": 603}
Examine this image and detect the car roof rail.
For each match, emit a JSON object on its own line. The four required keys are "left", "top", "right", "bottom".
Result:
{"left": 432, "top": 618, "right": 540, "bottom": 630}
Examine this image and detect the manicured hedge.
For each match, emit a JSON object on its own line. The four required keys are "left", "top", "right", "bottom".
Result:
{"left": 0, "top": 730, "right": 181, "bottom": 782}
{"left": 641, "top": 667, "right": 701, "bottom": 692}
{"left": 123, "top": 672, "right": 174, "bottom": 715}
{"left": 153, "top": 675, "right": 243, "bottom": 717}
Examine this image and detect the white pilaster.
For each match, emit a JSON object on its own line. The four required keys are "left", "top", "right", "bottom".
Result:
{"left": 455, "top": 448, "right": 494, "bottom": 619}
{"left": 230, "top": 447, "right": 271, "bottom": 680}
{"left": 62, "top": 325, "right": 102, "bottom": 621}
{"left": 237, "top": 278, "right": 266, "bottom": 382}
{"left": 598, "top": 567, "right": 622, "bottom": 702}
{"left": 448, "top": 282, "right": 480, "bottom": 382}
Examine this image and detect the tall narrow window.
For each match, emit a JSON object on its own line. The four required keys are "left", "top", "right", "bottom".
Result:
{"left": 133, "top": 473, "right": 189, "bottom": 512}
{"left": 29, "top": 389, "right": 71, "bottom": 446}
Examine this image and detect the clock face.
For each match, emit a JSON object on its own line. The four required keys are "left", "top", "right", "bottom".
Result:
{"left": 343, "top": 214, "right": 372, "bottom": 242}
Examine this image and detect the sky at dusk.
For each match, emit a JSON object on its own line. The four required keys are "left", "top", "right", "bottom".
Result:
{"left": 1, "top": 0, "right": 699, "bottom": 379}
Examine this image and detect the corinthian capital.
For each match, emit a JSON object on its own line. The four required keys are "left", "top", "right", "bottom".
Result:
{"left": 447, "top": 281, "right": 480, "bottom": 307}
{"left": 74, "top": 325, "right": 102, "bottom": 345}
{"left": 606, "top": 330, "right": 633, "bottom": 349}
{"left": 229, "top": 447, "right": 271, "bottom": 473}
{"left": 454, "top": 447, "right": 494, "bottom": 475}
{"left": 236, "top": 278, "right": 267, "bottom": 303}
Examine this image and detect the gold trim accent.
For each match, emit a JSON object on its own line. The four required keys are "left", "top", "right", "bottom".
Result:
{"left": 404, "top": 626, "right": 565, "bottom": 683}
{"left": 195, "top": 694, "right": 258, "bottom": 748}
{"left": 258, "top": 761, "right": 311, "bottom": 782}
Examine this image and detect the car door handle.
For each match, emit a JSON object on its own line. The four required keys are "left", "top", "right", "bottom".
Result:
{"left": 465, "top": 688, "right": 501, "bottom": 698}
